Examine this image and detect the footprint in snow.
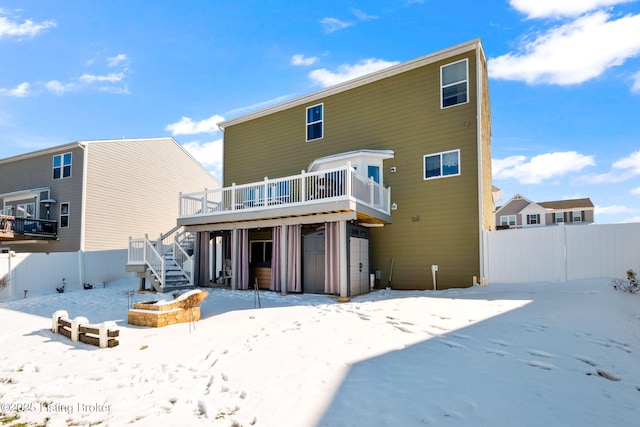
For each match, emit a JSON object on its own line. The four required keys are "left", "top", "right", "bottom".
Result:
{"left": 438, "top": 339, "right": 466, "bottom": 349}
{"left": 490, "top": 339, "right": 510, "bottom": 347}
{"left": 526, "top": 360, "right": 555, "bottom": 370}
{"left": 588, "top": 370, "right": 621, "bottom": 382}
{"left": 574, "top": 354, "right": 598, "bottom": 367}
{"left": 527, "top": 349, "right": 555, "bottom": 358}
{"left": 486, "top": 348, "right": 510, "bottom": 357}
{"left": 452, "top": 333, "right": 471, "bottom": 340}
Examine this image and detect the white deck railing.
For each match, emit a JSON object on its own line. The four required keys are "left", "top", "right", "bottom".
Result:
{"left": 178, "top": 165, "right": 391, "bottom": 218}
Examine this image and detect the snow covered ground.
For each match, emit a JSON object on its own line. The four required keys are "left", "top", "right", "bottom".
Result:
{"left": 0, "top": 277, "right": 638, "bottom": 427}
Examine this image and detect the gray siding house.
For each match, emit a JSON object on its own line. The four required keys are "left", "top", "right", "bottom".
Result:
{"left": 495, "top": 194, "right": 595, "bottom": 229}
{"left": 0, "top": 138, "right": 220, "bottom": 253}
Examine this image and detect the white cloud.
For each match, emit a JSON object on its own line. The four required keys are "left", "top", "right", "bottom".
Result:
{"left": 595, "top": 204, "right": 632, "bottom": 214}
{"left": 509, "top": 0, "right": 635, "bottom": 19}
{"left": 0, "top": 14, "right": 56, "bottom": 39}
{"left": 351, "top": 8, "right": 378, "bottom": 21}
{"left": 225, "top": 95, "right": 296, "bottom": 117}
{"left": 0, "top": 82, "right": 29, "bottom": 97}
{"left": 166, "top": 115, "right": 225, "bottom": 136}
{"left": 291, "top": 54, "right": 319, "bottom": 66}
{"left": 107, "top": 54, "right": 128, "bottom": 67}
{"left": 619, "top": 215, "right": 640, "bottom": 223}
{"left": 488, "top": 11, "right": 640, "bottom": 85}
{"left": 46, "top": 80, "right": 75, "bottom": 95}
{"left": 630, "top": 186, "right": 640, "bottom": 195}
{"left": 182, "top": 139, "right": 223, "bottom": 180}
{"left": 492, "top": 151, "right": 596, "bottom": 184}
{"left": 586, "top": 149, "right": 640, "bottom": 183}
{"left": 309, "top": 58, "right": 400, "bottom": 87}
{"left": 632, "top": 70, "right": 640, "bottom": 93}
{"left": 79, "top": 72, "right": 125, "bottom": 84}
{"left": 320, "top": 17, "right": 352, "bottom": 33}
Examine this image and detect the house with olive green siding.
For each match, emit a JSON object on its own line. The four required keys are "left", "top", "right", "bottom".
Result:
{"left": 163, "top": 39, "right": 494, "bottom": 295}
{"left": 0, "top": 138, "right": 220, "bottom": 254}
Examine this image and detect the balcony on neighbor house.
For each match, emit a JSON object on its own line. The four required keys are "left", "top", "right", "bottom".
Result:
{"left": 0, "top": 215, "right": 58, "bottom": 241}
{"left": 177, "top": 165, "right": 392, "bottom": 227}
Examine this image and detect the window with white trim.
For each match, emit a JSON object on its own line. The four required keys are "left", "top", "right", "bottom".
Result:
{"left": 500, "top": 215, "right": 516, "bottom": 227}
{"left": 53, "top": 153, "right": 72, "bottom": 179}
{"left": 527, "top": 214, "right": 539, "bottom": 225}
{"left": 306, "top": 103, "right": 323, "bottom": 141}
{"left": 60, "top": 203, "right": 70, "bottom": 228}
{"left": 572, "top": 211, "right": 582, "bottom": 222}
{"left": 441, "top": 59, "right": 468, "bottom": 108}
{"left": 424, "top": 149, "right": 460, "bottom": 180}
{"left": 555, "top": 212, "right": 565, "bottom": 223}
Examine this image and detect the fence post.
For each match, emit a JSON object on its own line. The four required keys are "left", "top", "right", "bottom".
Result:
{"left": 51, "top": 310, "right": 68, "bottom": 333}
{"left": 99, "top": 321, "right": 118, "bottom": 348}
{"left": 346, "top": 164, "right": 353, "bottom": 199}
{"left": 301, "top": 170, "right": 306, "bottom": 202}
{"left": 202, "top": 188, "right": 207, "bottom": 214}
{"left": 231, "top": 183, "right": 236, "bottom": 210}
{"left": 71, "top": 316, "right": 89, "bottom": 342}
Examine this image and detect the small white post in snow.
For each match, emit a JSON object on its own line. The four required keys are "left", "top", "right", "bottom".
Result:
{"left": 99, "top": 321, "right": 118, "bottom": 348}
{"left": 71, "top": 316, "right": 89, "bottom": 342}
{"left": 431, "top": 264, "right": 438, "bottom": 290}
{"left": 51, "top": 310, "right": 68, "bottom": 333}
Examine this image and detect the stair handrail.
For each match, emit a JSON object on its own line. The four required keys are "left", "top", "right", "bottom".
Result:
{"left": 172, "top": 240, "right": 194, "bottom": 286}
{"left": 143, "top": 235, "right": 166, "bottom": 290}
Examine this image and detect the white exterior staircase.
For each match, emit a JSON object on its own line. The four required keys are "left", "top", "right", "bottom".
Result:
{"left": 127, "top": 226, "right": 195, "bottom": 293}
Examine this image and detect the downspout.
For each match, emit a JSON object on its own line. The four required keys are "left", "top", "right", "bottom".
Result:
{"left": 475, "top": 42, "right": 488, "bottom": 286}
{"left": 79, "top": 142, "right": 89, "bottom": 286}
{"left": 80, "top": 142, "right": 89, "bottom": 252}
{"left": 339, "top": 220, "right": 348, "bottom": 298}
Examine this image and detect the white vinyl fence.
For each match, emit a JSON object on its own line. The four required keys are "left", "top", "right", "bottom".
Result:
{"left": 484, "top": 223, "right": 640, "bottom": 284}
{"left": 0, "top": 249, "right": 133, "bottom": 300}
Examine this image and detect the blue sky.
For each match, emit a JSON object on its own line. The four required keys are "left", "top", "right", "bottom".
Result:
{"left": 1, "top": 1, "right": 640, "bottom": 224}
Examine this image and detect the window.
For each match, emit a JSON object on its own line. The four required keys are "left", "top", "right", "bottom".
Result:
{"left": 53, "top": 153, "right": 72, "bottom": 179}
{"left": 306, "top": 103, "right": 323, "bottom": 141}
{"left": 555, "top": 212, "right": 565, "bottom": 223}
{"left": 500, "top": 215, "right": 516, "bottom": 227}
{"left": 16, "top": 203, "right": 35, "bottom": 218}
{"left": 250, "top": 240, "right": 272, "bottom": 266}
{"left": 424, "top": 149, "right": 460, "bottom": 180}
{"left": 60, "top": 203, "right": 70, "bottom": 228}
{"left": 441, "top": 59, "right": 468, "bottom": 108}
{"left": 572, "top": 211, "right": 582, "bottom": 222}
{"left": 527, "top": 214, "right": 539, "bottom": 225}
{"left": 367, "top": 165, "right": 380, "bottom": 183}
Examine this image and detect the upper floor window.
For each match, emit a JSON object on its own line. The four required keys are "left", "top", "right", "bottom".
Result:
{"left": 555, "top": 212, "right": 565, "bottom": 223}
{"left": 572, "top": 211, "right": 582, "bottom": 222}
{"left": 60, "top": 202, "right": 70, "bottom": 228}
{"left": 306, "top": 103, "right": 323, "bottom": 141}
{"left": 424, "top": 149, "right": 460, "bottom": 180}
{"left": 500, "top": 215, "right": 516, "bottom": 227}
{"left": 441, "top": 59, "right": 468, "bottom": 108}
{"left": 53, "top": 153, "right": 72, "bottom": 179}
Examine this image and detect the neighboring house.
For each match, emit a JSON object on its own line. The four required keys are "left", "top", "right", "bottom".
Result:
{"left": 495, "top": 194, "right": 595, "bottom": 229}
{"left": 0, "top": 138, "right": 220, "bottom": 253}
{"left": 129, "top": 39, "right": 494, "bottom": 295}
